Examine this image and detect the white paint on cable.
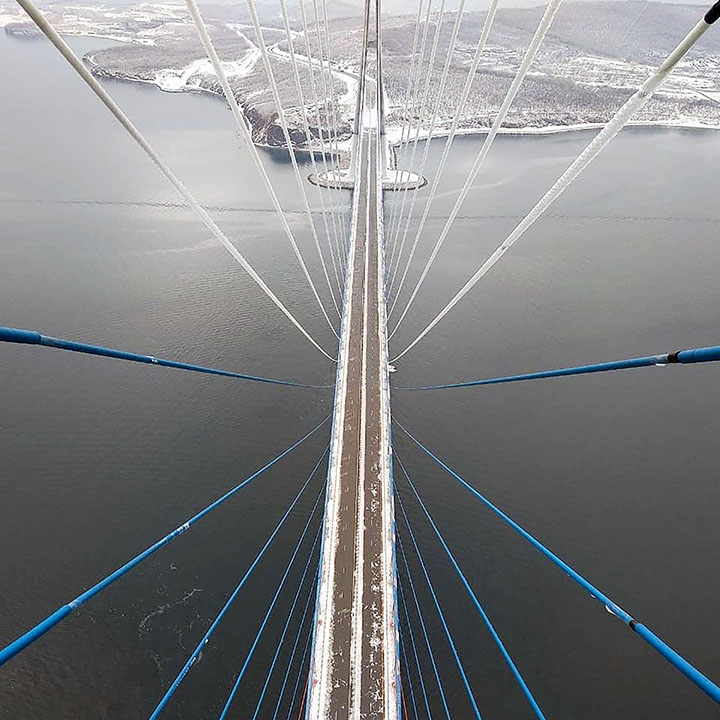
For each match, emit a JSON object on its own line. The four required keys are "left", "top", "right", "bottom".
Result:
{"left": 392, "top": 15, "right": 713, "bottom": 363}
{"left": 15, "top": 0, "right": 335, "bottom": 362}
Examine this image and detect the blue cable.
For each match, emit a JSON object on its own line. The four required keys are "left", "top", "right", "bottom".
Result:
{"left": 398, "top": 587, "right": 422, "bottom": 720}
{"left": 399, "top": 581, "right": 431, "bottom": 719}
{"left": 397, "top": 533, "right": 452, "bottom": 720}
{"left": 396, "top": 420, "right": 720, "bottom": 708}
{"left": 271, "top": 568, "right": 318, "bottom": 720}
{"left": 397, "top": 494, "right": 483, "bottom": 720}
{"left": 250, "top": 531, "right": 320, "bottom": 720}
{"left": 395, "top": 343, "right": 720, "bottom": 391}
{"left": 396, "top": 454, "right": 545, "bottom": 719}
{"left": 0, "top": 325, "right": 333, "bottom": 389}
{"left": 219, "top": 488, "right": 325, "bottom": 720}
{"left": 0, "top": 414, "right": 330, "bottom": 668}
{"left": 284, "top": 625, "right": 313, "bottom": 720}
{"left": 148, "top": 447, "right": 329, "bottom": 719}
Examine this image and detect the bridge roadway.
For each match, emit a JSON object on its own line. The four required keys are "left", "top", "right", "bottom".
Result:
{"left": 307, "top": 126, "right": 398, "bottom": 719}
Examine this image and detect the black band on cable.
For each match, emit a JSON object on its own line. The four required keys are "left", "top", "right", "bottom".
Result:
{"left": 705, "top": 0, "right": 720, "bottom": 24}
{"left": 667, "top": 351, "right": 682, "bottom": 364}
{"left": 629, "top": 619, "right": 637, "bottom": 630}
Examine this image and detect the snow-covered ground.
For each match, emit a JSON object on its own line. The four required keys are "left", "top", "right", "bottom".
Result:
{"left": 5, "top": 0, "right": 720, "bottom": 146}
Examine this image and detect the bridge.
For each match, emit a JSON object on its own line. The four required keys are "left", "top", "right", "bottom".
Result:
{"left": 308, "top": 0, "right": 398, "bottom": 713}
{"left": 2, "top": 0, "right": 720, "bottom": 717}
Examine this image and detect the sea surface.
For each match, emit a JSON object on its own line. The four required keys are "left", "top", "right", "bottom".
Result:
{"left": 1, "top": 32, "right": 720, "bottom": 719}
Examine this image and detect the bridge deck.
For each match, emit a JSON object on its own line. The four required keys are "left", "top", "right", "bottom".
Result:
{"left": 307, "top": 128, "right": 398, "bottom": 719}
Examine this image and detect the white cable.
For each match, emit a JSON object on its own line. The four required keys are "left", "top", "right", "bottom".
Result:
{"left": 186, "top": 0, "right": 341, "bottom": 330}
{"left": 387, "top": 0, "right": 447, "bottom": 280}
{"left": 15, "top": 0, "right": 335, "bottom": 362}
{"left": 322, "top": 0, "right": 350, "bottom": 263}
{"left": 388, "top": 0, "right": 499, "bottom": 335}
{"left": 388, "top": 0, "right": 563, "bottom": 350}
{"left": 392, "top": 0, "right": 427, "bottom": 156}
{"left": 392, "top": 14, "right": 713, "bottom": 363}
{"left": 316, "top": 0, "right": 350, "bottom": 259}
{"left": 386, "top": 0, "right": 435, "bottom": 271}
{"left": 387, "top": 0, "right": 435, "bottom": 255}
{"left": 385, "top": 0, "right": 429, "bottom": 269}
{"left": 297, "top": 0, "right": 347, "bottom": 283}
{"left": 309, "top": 0, "right": 347, "bottom": 264}
{"left": 278, "top": 0, "right": 344, "bottom": 298}
{"left": 386, "top": 0, "right": 468, "bottom": 304}
{"left": 243, "top": 0, "right": 344, "bottom": 327}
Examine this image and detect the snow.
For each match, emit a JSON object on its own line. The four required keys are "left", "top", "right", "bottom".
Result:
{"left": 153, "top": 49, "right": 260, "bottom": 93}
{"left": 0, "top": 12, "right": 21, "bottom": 27}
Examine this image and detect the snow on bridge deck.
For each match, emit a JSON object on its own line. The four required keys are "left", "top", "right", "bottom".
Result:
{"left": 306, "top": 125, "right": 399, "bottom": 720}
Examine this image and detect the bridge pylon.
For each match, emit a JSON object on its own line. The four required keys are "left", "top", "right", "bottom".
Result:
{"left": 311, "top": 0, "right": 424, "bottom": 193}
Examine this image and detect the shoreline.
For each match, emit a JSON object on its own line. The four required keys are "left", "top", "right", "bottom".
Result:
{"left": 9, "top": 28, "right": 720, "bottom": 146}
{"left": 386, "top": 118, "right": 720, "bottom": 147}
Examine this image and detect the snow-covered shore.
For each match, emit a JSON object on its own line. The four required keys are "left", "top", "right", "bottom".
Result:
{"left": 6, "top": 0, "right": 720, "bottom": 152}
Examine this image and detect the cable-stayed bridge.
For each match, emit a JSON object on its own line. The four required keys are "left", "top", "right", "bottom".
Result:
{"left": 3, "top": 0, "right": 720, "bottom": 717}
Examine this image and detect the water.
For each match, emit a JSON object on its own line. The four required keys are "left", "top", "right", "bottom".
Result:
{"left": 2, "top": 32, "right": 720, "bottom": 719}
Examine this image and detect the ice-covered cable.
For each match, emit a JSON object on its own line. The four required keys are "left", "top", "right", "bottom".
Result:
{"left": 394, "top": 4, "right": 714, "bottom": 360}
{"left": 390, "top": 0, "right": 426, "bottom": 161}
{"left": 14, "top": 0, "right": 334, "bottom": 362}
{"left": 320, "top": 0, "right": 350, "bottom": 263}
{"left": 185, "top": 0, "right": 341, "bottom": 325}
{"left": 390, "top": 0, "right": 563, "bottom": 357}
{"left": 387, "top": 0, "right": 446, "bottom": 265}
{"left": 297, "top": 0, "right": 347, "bottom": 276}
{"left": 243, "top": 0, "right": 345, "bottom": 325}
{"left": 278, "top": 0, "right": 344, "bottom": 295}
{"left": 386, "top": 0, "right": 435, "bottom": 265}
{"left": 393, "top": 5, "right": 719, "bottom": 362}
{"left": 388, "top": 0, "right": 499, "bottom": 330}
{"left": 315, "top": 0, "right": 349, "bottom": 254}
{"left": 386, "top": 0, "right": 469, "bottom": 303}
{"left": 387, "top": 0, "right": 448, "bottom": 261}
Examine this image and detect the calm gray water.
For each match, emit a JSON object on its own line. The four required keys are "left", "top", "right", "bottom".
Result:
{"left": 1, "top": 32, "right": 719, "bottom": 719}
